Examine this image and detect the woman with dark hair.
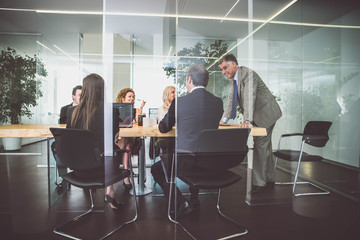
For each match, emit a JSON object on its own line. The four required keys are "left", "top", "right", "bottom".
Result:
{"left": 67, "top": 73, "right": 122, "bottom": 210}
{"left": 115, "top": 88, "right": 146, "bottom": 189}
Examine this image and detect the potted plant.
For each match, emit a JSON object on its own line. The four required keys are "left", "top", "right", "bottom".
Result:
{"left": 0, "top": 47, "right": 47, "bottom": 150}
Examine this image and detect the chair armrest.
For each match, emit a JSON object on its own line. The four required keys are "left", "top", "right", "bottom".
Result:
{"left": 177, "top": 151, "right": 195, "bottom": 158}
{"left": 281, "top": 133, "right": 304, "bottom": 138}
{"left": 276, "top": 133, "right": 303, "bottom": 151}
{"left": 177, "top": 149, "right": 194, "bottom": 156}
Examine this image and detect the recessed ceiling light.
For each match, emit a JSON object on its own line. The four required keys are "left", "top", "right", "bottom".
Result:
{"left": 36, "top": 41, "right": 56, "bottom": 54}
{"left": 221, "top": 0, "right": 240, "bottom": 23}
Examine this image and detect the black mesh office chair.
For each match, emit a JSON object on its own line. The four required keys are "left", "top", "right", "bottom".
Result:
{"left": 50, "top": 128, "right": 138, "bottom": 240}
{"left": 273, "top": 121, "right": 332, "bottom": 197}
{"left": 165, "top": 128, "right": 250, "bottom": 240}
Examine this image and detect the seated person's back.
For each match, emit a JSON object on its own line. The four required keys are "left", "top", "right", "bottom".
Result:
{"left": 158, "top": 65, "right": 224, "bottom": 175}
{"left": 66, "top": 74, "right": 104, "bottom": 178}
{"left": 152, "top": 64, "right": 224, "bottom": 217}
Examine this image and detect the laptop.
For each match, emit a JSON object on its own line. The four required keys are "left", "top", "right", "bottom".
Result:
{"left": 113, "top": 103, "right": 134, "bottom": 128}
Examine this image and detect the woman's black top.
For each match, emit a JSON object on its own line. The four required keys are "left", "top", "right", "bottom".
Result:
{"left": 66, "top": 105, "right": 104, "bottom": 178}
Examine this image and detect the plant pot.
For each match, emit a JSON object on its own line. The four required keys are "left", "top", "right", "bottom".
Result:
{"left": 2, "top": 137, "right": 22, "bottom": 151}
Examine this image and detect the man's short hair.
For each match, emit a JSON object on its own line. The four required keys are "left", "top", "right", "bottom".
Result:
{"left": 72, "top": 85, "right": 82, "bottom": 96}
{"left": 220, "top": 54, "right": 238, "bottom": 65}
{"left": 187, "top": 65, "right": 209, "bottom": 87}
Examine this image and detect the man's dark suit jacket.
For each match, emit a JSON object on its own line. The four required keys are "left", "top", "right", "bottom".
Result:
{"left": 158, "top": 88, "right": 223, "bottom": 176}
{"left": 59, "top": 103, "right": 73, "bottom": 124}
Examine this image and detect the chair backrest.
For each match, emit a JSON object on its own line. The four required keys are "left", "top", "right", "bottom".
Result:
{"left": 196, "top": 128, "right": 249, "bottom": 153}
{"left": 302, "top": 121, "right": 332, "bottom": 147}
{"left": 50, "top": 128, "right": 103, "bottom": 171}
{"left": 192, "top": 128, "right": 250, "bottom": 171}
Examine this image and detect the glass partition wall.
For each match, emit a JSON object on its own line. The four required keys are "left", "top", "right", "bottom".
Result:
{"left": 37, "top": 11, "right": 103, "bottom": 205}
{"left": 268, "top": 0, "right": 360, "bottom": 168}
{"left": 0, "top": 0, "right": 359, "bottom": 231}
{"left": 172, "top": 0, "right": 360, "bottom": 209}
{"left": 1, "top": 1, "right": 358, "bottom": 173}
{"left": 102, "top": 0, "right": 177, "bottom": 153}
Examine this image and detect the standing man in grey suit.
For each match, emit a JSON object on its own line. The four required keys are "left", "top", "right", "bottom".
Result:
{"left": 219, "top": 54, "right": 282, "bottom": 193}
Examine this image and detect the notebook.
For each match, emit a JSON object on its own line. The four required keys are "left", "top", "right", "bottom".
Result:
{"left": 113, "top": 103, "right": 134, "bottom": 128}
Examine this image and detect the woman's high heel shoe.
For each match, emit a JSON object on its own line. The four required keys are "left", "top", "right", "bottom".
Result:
{"left": 105, "top": 195, "right": 123, "bottom": 210}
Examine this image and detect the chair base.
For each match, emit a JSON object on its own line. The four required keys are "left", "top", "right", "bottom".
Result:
{"left": 53, "top": 189, "right": 97, "bottom": 240}
{"left": 275, "top": 181, "right": 330, "bottom": 197}
{"left": 167, "top": 188, "right": 248, "bottom": 240}
{"left": 54, "top": 171, "right": 138, "bottom": 240}
{"left": 53, "top": 208, "right": 94, "bottom": 240}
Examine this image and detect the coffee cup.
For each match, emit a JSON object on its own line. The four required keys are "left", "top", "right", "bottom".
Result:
{"left": 143, "top": 117, "right": 151, "bottom": 127}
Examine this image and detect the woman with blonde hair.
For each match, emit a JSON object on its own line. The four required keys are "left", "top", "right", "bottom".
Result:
{"left": 157, "top": 86, "right": 176, "bottom": 122}
{"left": 67, "top": 73, "right": 123, "bottom": 210}
{"left": 115, "top": 88, "right": 146, "bottom": 189}
{"left": 153, "top": 86, "right": 176, "bottom": 156}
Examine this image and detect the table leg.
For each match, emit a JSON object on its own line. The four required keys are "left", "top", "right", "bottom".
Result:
{"left": 130, "top": 138, "right": 152, "bottom": 196}
{"left": 245, "top": 149, "right": 252, "bottom": 205}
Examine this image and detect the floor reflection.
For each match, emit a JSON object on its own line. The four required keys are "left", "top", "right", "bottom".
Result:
{"left": 292, "top": 195, "right": 330, "bottom": 218}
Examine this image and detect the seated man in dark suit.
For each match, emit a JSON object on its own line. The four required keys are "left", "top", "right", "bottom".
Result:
{"left": 151, "top": 64, "right": 223, "bottom": 217}
{"left": 53, "top": 85, "right": 82, "bottom": 188}
{"left": 59, "top": 85, "right": 82, "bottom": 124}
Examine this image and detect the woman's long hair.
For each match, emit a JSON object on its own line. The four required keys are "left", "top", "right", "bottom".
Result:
{"left": 115, "top": 88, "right": 134, "bottom": 103}
{"left": 71, "top": 73, "right": 104, "bottom": 129}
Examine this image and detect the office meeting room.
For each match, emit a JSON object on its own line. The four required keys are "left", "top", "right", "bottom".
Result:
{"left": 0, "top": 0, "right": 359, "bottom": 239}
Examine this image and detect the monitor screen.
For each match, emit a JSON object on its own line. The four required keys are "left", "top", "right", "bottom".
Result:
{"left": 148, "top": 108, "right": 158, "bottom": 119}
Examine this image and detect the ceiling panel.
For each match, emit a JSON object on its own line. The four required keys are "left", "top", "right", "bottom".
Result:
{"left": 1, "top": 0, "right": 359, "bottom": 56}
{"left": 105, "top": 0, "right": 168, "bottom": 14}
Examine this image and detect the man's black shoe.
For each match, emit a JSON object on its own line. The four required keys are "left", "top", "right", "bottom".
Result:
{"left": 56, "top": 180, "right": 71, "bottom": 191}
{"left": 189, "top": 199, "right": 200, "bottom": 209}
{"left": 267, "top": 181, "right": 275, "bottom": 187}
{"left": 170, "top": 201, "right": 195, "bottom": 219}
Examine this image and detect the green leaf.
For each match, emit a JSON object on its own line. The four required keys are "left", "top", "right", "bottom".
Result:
{"left": 0, "top": 47, "right": 47, "bottom": 124}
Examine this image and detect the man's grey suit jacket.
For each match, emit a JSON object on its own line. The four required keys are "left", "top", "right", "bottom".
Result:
{"left": 224, "top": 66, "right": 282, "bottom": 128}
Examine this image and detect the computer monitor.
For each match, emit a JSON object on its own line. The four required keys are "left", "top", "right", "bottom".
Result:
{"left": 148, "top": 107, "right": 158, "bottom": 119}
{"left": 113, "top": 103, "right": 134, "bottom": 128}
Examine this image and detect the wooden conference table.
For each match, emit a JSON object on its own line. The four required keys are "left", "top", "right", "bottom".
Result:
{"left": 118, "top": 124, "right": 266, "bottom": 137}
{"left": 0, "top": 124, "right": 66, "bottom": 206}
{"left": 0, "top": 124, "right": 267, "bottom": 197}
{"left": 0, "top": 123, "right": 266, "bottom": 140}
{"left": 0, "top": 124, "right": 65, "bottom": 138}
{"left": 118, "top": 124, "right": 267, "bottom": 195}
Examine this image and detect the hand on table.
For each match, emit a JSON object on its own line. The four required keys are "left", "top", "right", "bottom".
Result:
{"left": 237, "top": 122, "right": 252, "bottom": 128}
